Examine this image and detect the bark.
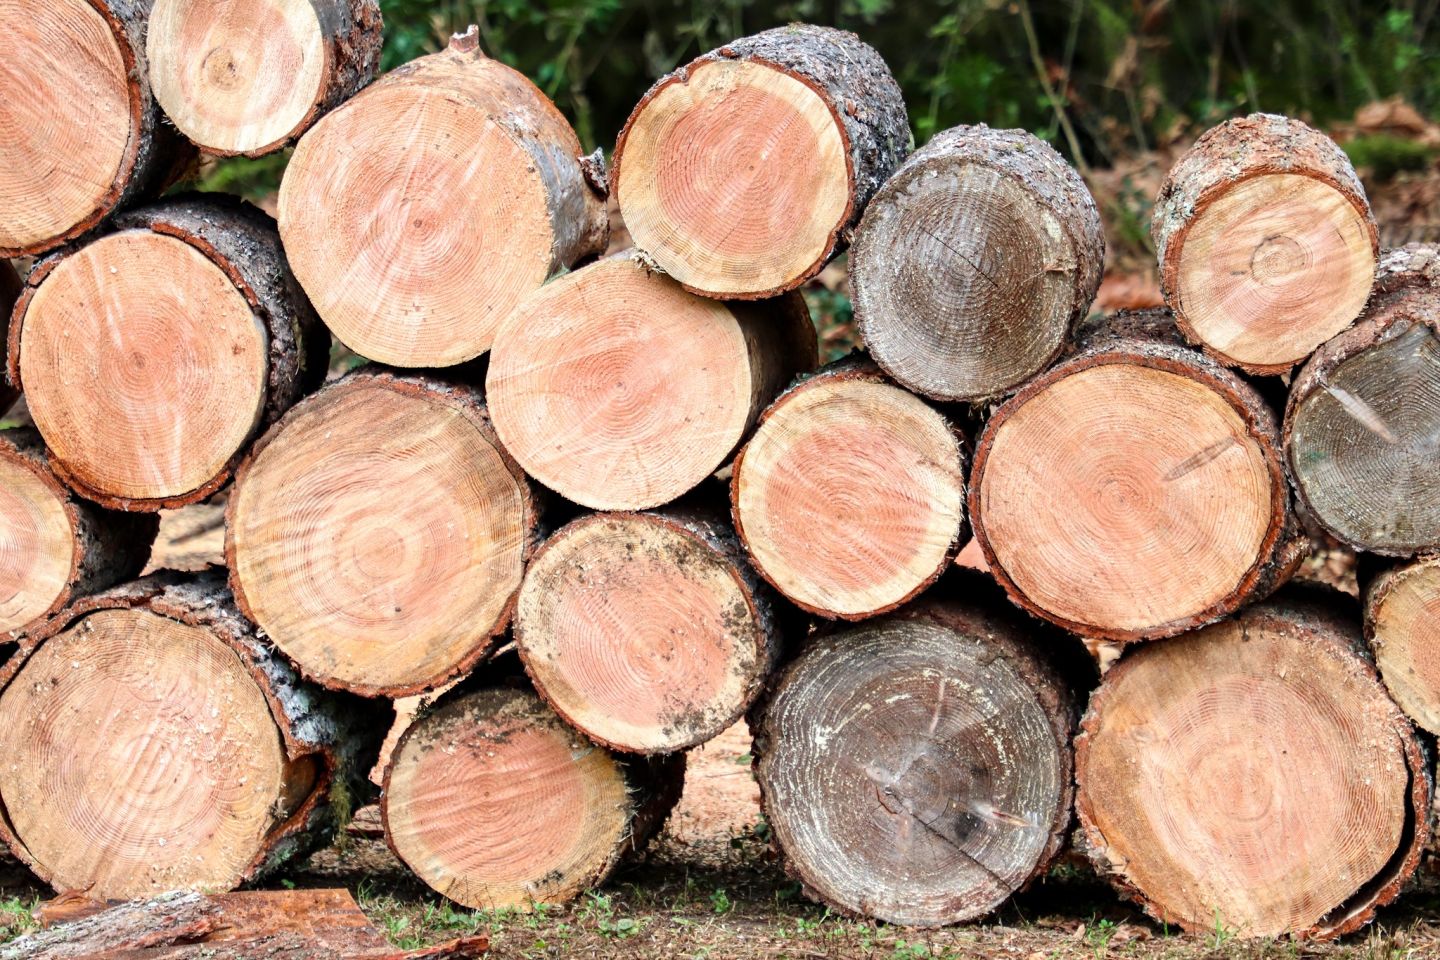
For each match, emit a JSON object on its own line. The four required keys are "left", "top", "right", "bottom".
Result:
{"left": 1075, "top": 585, "right": 1431, "bottom": 939}
{"left": 1284, "top": 244, "right": 1440, "bottom": 555}
{"left": 613, "top": 24, "right": 909, "bottom": 298}
{"left": 851, "top": 124, "right": 1104, "bottom": 402}
{"left": 9, "top": 194, "right": 327, "bottom": 510}
{"left": 516, "top": 498, "right": 787, "bottom": 753}
{"left": 971, "top": 307, "right": 1306, "bottom": 641}
{"left": 0, "top": 260, "right": 19, "bottom": 414}
{"left": 226, "top": 367, "right": 541, "bottom": 698}
{"left": 0, "top": 569, "right": 385, "bottom": 895}
{"left": 0, "top": 0, "right": 196, "bottom": 258}
{"left": 0, "top": 428, "right": 158, "bottom": 642}
{"left": 1151, "top": 113, "right": 1378, "bottom": 373}
{"left": 730, "top": 353, "right": 969, "bottom": 620}
{"left": 752, "top": 571, "right": 1077, "bottom": 927}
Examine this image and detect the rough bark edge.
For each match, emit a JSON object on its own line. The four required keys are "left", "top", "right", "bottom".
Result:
{"left": 1151, "top": 113, "right": 1379, "bottom": 375}
{"left": 971, "top": 313, "right": 1305, "bottom": 641}
{"left": 196, "top": 0, "right": 384, "bottom": 158}
{"left": 1073, "top": 585, "right": 1431, "bottom": 940}
{"left": 515, "top": 501, "right": 785, "bottom": 754}
{"left": 0, "top": 568, "right": 384, "bottom": 890}
{"left": 0, "top": 0, "right": 198, "bottom": 259}
{"left": 0, "top": 428, "right": 158, "bottom": 643}
{"left": 1284, "top": 246, "right": 1440, "bottom": 556}
{"left": 8, "top": 194, "right": 328, "bottom": 511}
{"left": 0, "top": 262, "right": 19, "bottom": 415}
{"left": 749, "top": 573, "right": 1078, "bottom": 926}
{"left": 379, "top": 676, "right": 686, "bottom": 908}
{"left": 226, "top": 366, "right": 542, "bottom": 699}
{"left": 612, "top": 23, "right": 910, "bottom": 300}
{"left": 852, "top": 124, "right": 1105, "bottom": 402}
{"left": 730, "top": 353, "right": 970, "bottom": 620}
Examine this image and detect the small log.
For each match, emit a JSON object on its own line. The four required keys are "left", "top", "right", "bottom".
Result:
{"left": 0, "top": 570, "right": 382, "bottom": 900}
{"left": 1365, "top": 554, "right": 1440, "bottom": 735}
{"left": 0, "top": 428, "right": 158, "bottom": 641}
{"left": 971, "top": 309, "right": 1305, "bottom": 641}
{"left": 1, "top": 260, "right": 20, "bottom": 415}
{"left": 1153, "top": 113, "right": 1377, "bottom": 373}
{"left": 1075, "top": 587, "right": 1431, "bottom": 939}
{"left": 227, "top": 369, "right": 539, "bottom": 698}
{"left": 612, "top": 24, "right": 909, "bottom": 299}
{"left": 851, "top": 124, "right": 1104, "bottom": 402}
{"left": 278, "top": 26, "right": 608, "bottom": 368}
{"left": 382, "top": 680, "right": 684, "bottom": 911}
{"left": 487, "top": 256, "right": 817, "bottom": 510}
{"left": 146, "top": 0, "right": 383, "bottom": 157}
{"left": 753, "top": 575, "right": 1076, "bottom": 927}
{"left": 1285, "top": 243, "right": 1440, "bottom": 555}
{"left": 515, "top": 503, "right": 783, "bottom": 753}
{"left": 0, "top": 0, "right": 194, "bottom": 257}
{"left": 9, "top": 195, "right": 327, "bottom": 510}
{"left": 731, "top": 355, "right": 968, "bottom": 619}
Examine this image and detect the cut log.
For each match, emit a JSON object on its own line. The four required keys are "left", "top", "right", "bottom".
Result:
{"left": 515, "top": 504, "right": 782, "bottom": 753}
{"left": 9, "top": 195, "right": 328, "bottom": 510}
{"left": 1285, "top": 243, "right": 1440, "bottom": 555}
{"left": 731, "top": 355, "right": 968, "bottom": 619}
{"left": 487, "top": 256, "right": 817, "bottom": 510}
{"left": 1153, "top": 113, "right": 1378, "bottom": 373}
{"left": 753, "top": 576, "right": 1076, "bottom": 927}
{"left": 971, "top": 309, "right": 1305, "bottom": 641}
{"left": 1075, "top": 587, "right": 1431, "bottom": 939}
{"left": 0, "top": 260, "right": 19, "bottom": 415}
{"left": 0, "top": 0, "right": 194, "bottom": 257}
{"left": 278, "top": 26, "right": 608, "bottom": 368}
{"left": 227, "top": 369, "right": 539, "bottom": 697}
{"left": 147, "top": 0, "right": 383, "bottom": 157}
{"left": 382, "top": 681, "right": 684, "bottom": 910}
{"left": 0, "top": 570, "right": 382, "bottom": 900}
{"left": 1365, "top": 554, "right": 1440, "bottom": 736}
{"left": 612, "top": 24, "right": 909, "bottom": 299}
{"left": 0, "top": 428, "right": 158, "bottom": 641}
{"left": 851, "top": 124, "right": 1105, "bottom": 402}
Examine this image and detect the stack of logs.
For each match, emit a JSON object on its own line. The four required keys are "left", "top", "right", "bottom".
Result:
{"left": 1, "top": 0, "right": 1438, "bottom": 944}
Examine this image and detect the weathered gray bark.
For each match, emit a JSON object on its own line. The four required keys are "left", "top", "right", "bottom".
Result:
{"left": 851, "top": 124, "right": 1104, "bottom": 402}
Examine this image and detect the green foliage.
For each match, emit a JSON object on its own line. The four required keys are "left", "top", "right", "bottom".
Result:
{"left": 1344, "top": 132, "right": 1440, "bottom": 178}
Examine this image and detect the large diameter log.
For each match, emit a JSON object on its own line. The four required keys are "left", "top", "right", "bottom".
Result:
{"left": 753, "top": 579, "right": 1075, "bottom": 927}
{"left": 971, "top": 309, "right": 1305, "bottom": 641}
{"left": 9, "top": 196, "right": 327, "bottom": 510}
{"left": 0, "top": 260, "right": 19, "bottom": 415}
{"left": 147, "top": 0, "right": 382, "bottom": 157}
{"left": 1075, "top": 588, "right": 1430, "bottom": 939}
{"left": 382, "top": 682, "right": 684, "bottom": 911}
{"left": 1153, "top": 113, "right": 1377, "bottom": 373}
{"left": 228, "top": 369, "right": 538, "bottom": 698}
{"left": 0, "top": 0, "right": 194, "bottom": 257}
{"left": 851, "top": 125, "right": 1104, "bottom": 402}
{"left": 0, "top": 570, "right": 382, "bottom": 900}
{"left": 1285, "top": 244, "right": 1440, "bottom": 555}
{"left": 487, "top": 256, "right": 817, "bottom": 510}
{"left": 612, "top": 24, "right": 909, "bottom": 299}
{"left": 1366, "top": 554, "right": 1440, "bottom": 735}
{"left": 731, "top": 356, "right": 967, "bottom": 619}
{"left": 0, "top": 429, "right": 158, "bottom": 641}
{"left": 279, "top": 27, "right": 608, "bottom": 368}
{"left": 515, "top": 506, "right": 782, "bottom": 754}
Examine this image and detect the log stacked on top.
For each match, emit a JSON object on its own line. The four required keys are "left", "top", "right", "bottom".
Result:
{"left": 0, "top": 3, "right": 1437, "bottom": 941}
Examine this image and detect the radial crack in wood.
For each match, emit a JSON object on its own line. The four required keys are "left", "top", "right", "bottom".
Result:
{"left": 1153, "top": 114, "right": 1378, "bottom": 373}
{"left": 613, "top": 24, "right": 909, "bottom": 298}
{"left": 1075, "top": 587, "right": 1430, "bottom": 939}
{"left": 228, "top": 369, "right": 538, "bottom": 697}
{"left": 279, "top": 30, "right": 607, "bottom": 367}
{"left": 851, "top": 125, "right": 1104, "bottom": 402}
{"left": 147, "top": 0, "right": 383, "bottom": 157}
{"left": 382, "top": 683, "right": 683, "bottom": 911}
{"left": 732, "top": 355, "right": 967, "bottom": 619}
{"left": 486, "top": 256, "right": 817, "bottom": 511}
